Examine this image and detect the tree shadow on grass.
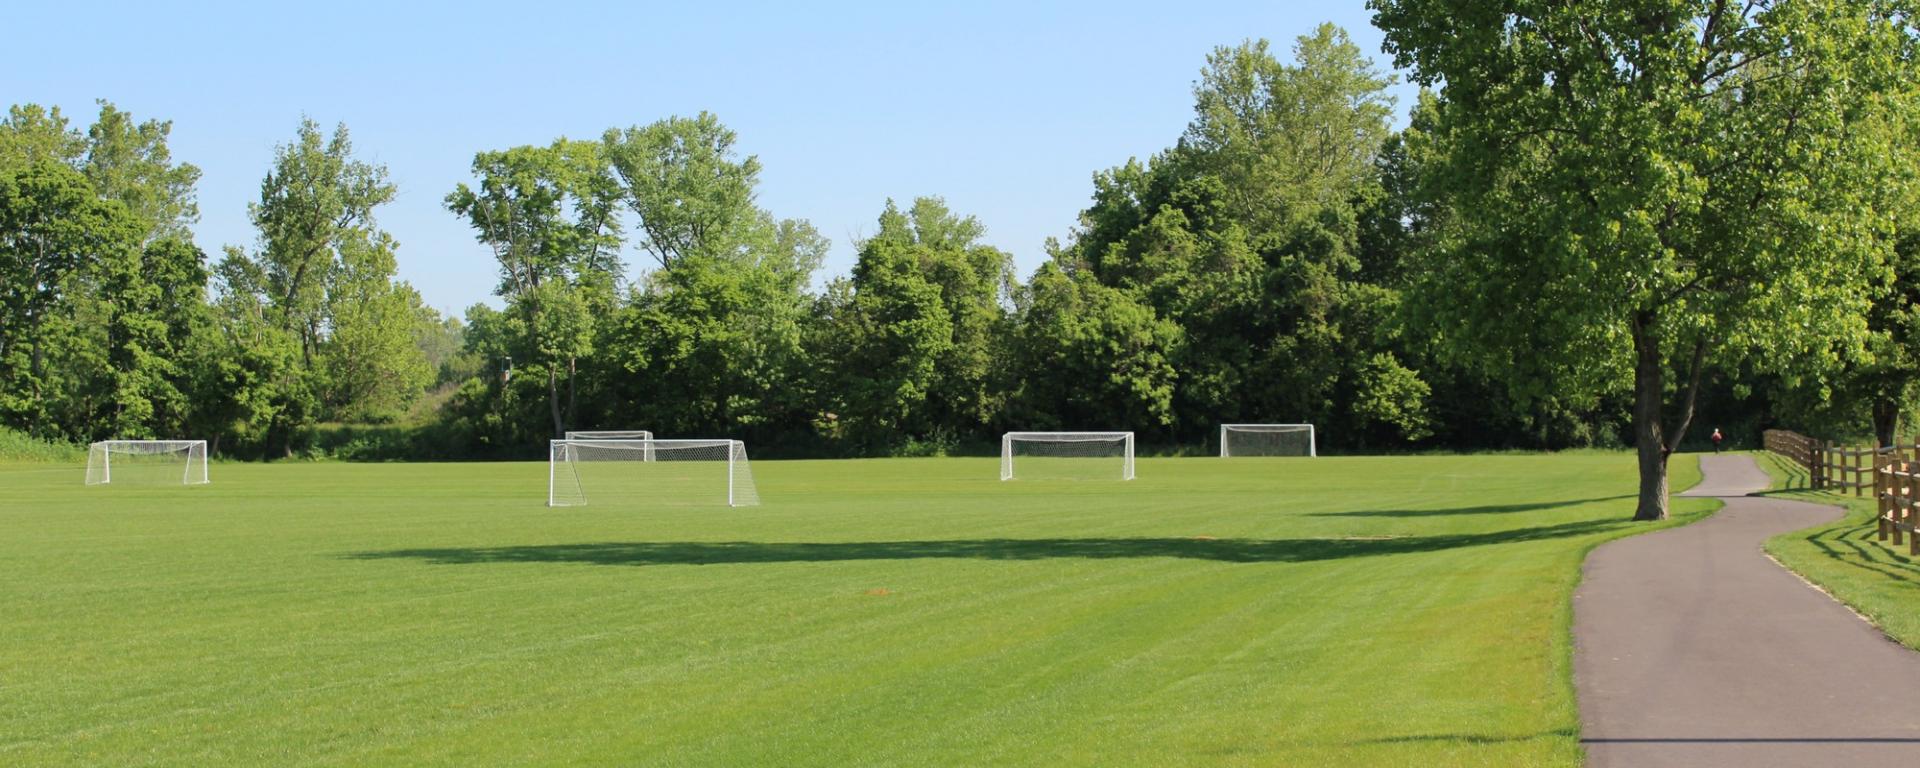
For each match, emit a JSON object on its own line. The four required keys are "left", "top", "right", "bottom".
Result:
{"left": 345, "top": 518, "right": 1629, "bottom": 568}
{"left": 1802, "top": 518, "right": 1920, "bottom": 585}
{"left": 1308, "top": 496, "right": 1633, "bottom": 519}
{"left": 1350, "top": 727, "right": 1577, "bottom": 745}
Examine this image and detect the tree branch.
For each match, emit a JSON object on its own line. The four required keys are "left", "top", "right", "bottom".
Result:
{"left": 1665, "top": 337, "right": 1710, "bottom": 453}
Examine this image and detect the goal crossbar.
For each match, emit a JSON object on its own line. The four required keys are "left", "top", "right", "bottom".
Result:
{"left": 565, "top": 430, "right": 653, "bottom": 440}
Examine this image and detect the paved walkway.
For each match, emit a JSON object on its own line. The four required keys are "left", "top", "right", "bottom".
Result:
{"left": 1574, "top": 454, "right": 1920, "bottom": 766}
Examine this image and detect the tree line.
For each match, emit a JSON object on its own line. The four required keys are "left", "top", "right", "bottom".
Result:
{"left": 6, "top": 13, "right": 1920, "bottom": 519}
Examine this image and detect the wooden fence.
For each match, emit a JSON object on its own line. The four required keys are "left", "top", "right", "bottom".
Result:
{"left": 1879, "top": 458, "right": 1920, "bottom": 556}
{"left": 1764, "top": 429, "right": 1920, "bottom": 554}
{"left": 1761, "top": 428, "right": 1897, "bottom": 496}
{"left": 1763, "top": 429, "right": 1819, "bottom": 487}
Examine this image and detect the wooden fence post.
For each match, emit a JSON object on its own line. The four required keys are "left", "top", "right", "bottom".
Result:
{"left": 1880, "top": 455, "right": 1893, "bottom": 542}
{"left": 1854, "top": 447, "right": 1864, "bottom": 498}
{"left": 1813, "top": 440, "right": 1826, "bottom": 490}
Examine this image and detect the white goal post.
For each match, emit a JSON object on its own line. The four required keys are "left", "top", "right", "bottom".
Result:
{"left": 1219, "top": 424, "right": 1316, "bottom": 457}
{"left": 549, "top": 438, "right": 758, "bottom": 507}
{"left": 85, "top": 440, "right": 210, "bottom": 485}
{"left": 1000, "top": 431, "right": 1135, "bottom": 481}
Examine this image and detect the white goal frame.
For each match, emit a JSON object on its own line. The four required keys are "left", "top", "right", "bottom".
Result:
{"left": 1000, "top": 431, "right": 1135, "bottom": 481}
{"left": 86, "top": 440, "right": 210, "bottom": 485}
{"left": 1219, "top": 424, "right": 1316, "bottom": 457}
{"left": 548, "top": 438, "right": 757, "bottom": 507}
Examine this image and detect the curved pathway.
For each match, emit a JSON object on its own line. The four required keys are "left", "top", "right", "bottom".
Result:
{"left": 1574, "top": 454, "right": 1920, "bottom": 766}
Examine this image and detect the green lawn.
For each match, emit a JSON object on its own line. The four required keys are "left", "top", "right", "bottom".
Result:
{"left": 1, "top": 453, "right": 1707, "bottom": 766}
{"left": 1754, "top": 451, "right": 1920, "bottom": 651}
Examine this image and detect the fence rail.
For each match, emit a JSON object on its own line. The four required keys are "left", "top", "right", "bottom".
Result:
{"left": 1880, "top": 459, "right": 1920, "bottom": 556}
{"left": 1763, "top": 429, "right": 1818, "bottom": 486}
{"left": 1765, "top": 429, "right": 1920, "bottom": 556}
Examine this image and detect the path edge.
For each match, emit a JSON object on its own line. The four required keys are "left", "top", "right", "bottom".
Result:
{"left": 1563, "top": 453, "right": 1723, "bottom": 766}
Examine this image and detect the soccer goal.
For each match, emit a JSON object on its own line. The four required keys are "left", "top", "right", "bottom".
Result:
{"left": 549, "top": 438, "right": 758, "bottom": 507}
{"left": 85, "top": 440, "right": 210, "bottom": 485}
{"left": 1219, "top": 424, "right": 1316, "bottom": 457}
{"left": 1000, "top": 432, "right": 1135, "bottom": 481}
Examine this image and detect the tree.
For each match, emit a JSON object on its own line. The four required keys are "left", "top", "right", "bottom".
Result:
{"left": 319, "top": 233, "right": 435, "bottom": 421}
{"left": 0, "top": 161, "right": 141, "bottom": 433}
{"left": 96, "top": 237, "right": 210, "bottom": 437}
{"left": 0, "top": 103, "right": 208, "bottom": 443}
{"left": 604, "top": 113, "right": 761, "bottom": 268}
{"left": 830, "top": 198, "right": 1014, "bottom": 446}
{"left": 199, "top": 255, "right": 311, "bottom": 455}
{"left": 1057, "top": 26, "right": 1425, "bottom": 446}
{"left": 81, "top": 101, "right": 200, "bottom": 243}
{"left": 0, "top": 105, "right": 84, "bottom": 173}
{"left": 1010, "top": 261, "right": 1182, "bottom": 431}
{"left": 446, "top": 139, "right": 623, "bottom": 437}
{"left": 221, "top": 118, "right": 433, "bottom": 447}
{"left": 601, "top": 256, "right": 813, "bottom": 440}
{"left": 1372, "top": 0, "right": 1916, "bottom": 518}
{"left": 246, "top": 118, "right": 395, "bottom": 367}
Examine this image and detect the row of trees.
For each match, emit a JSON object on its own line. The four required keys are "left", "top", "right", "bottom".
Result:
{"left": 7, "top": 10, "right": 1920, "bottom": 523}
{"left": 0, "top": 105, "right": 456, "bottom": 455}
{"left": 436, "top": 28, "right": 1470, "bottom": 458}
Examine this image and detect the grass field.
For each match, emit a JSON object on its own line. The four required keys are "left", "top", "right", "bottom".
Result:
{"left": 1755, "top": 451, "right": 1920, "bottom": 651}
{"left": 1, "top": 453, "right": 1708, "bottom": 766}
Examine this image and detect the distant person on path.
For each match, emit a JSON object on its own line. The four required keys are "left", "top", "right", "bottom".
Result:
{"left": 1711, "top": 428, "right": 1724, "bottom": 453}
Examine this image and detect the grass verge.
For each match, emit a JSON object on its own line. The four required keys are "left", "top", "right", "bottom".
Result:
{"left": 1754, "top": 450, "right": 1920, "bottom": 648}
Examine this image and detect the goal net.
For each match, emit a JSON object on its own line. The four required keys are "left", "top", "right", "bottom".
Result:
{"left": 1001, "top": 432, "right": 1135, "bottom": 481}
{"left": 1219, "top": 424, "right": 1316, "bottom": 457}
{"left": 86, "top": 440, "right": 210, "bottom": 485}
{"left": 549, "top": 438, "right": 758, "bottom": 507}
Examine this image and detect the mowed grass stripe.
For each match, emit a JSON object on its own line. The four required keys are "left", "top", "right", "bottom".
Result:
{"left": 1, "top": 453, "right": 1707, "bottom": 766}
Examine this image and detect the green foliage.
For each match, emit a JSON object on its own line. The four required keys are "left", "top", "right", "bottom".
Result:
{"left": 1372, "top": 0, "right": 1917, "bottom": 515}
{"left": 319, "top": 234, "right": 436, "bottom": 422}
{"left": 604, "top": 112, "right": 762, "bottom": 268}
{"left": 1056, "top": 25, "right": 1427, "bottom": 445}
{"left": 447, "top": 138, "right": 625, "bottom": 438}
{"left": 0, "top": 425, "right": 82, "bottom": 462}
{"left": 599, "top": 255, "right": 813, "bottom": 439}
{"left": 212, "top": 117, "right": 434, "bottom": 448}
{"left": 1011, "top": 262, "right": 1181, "bottom": 430}
{"left": 818, "top": 198, "right": 1014, "bottom": 450}
{"left": 0, "top": 160, "right": 140, "bottom": 433}
{"left": 81, "top": 101, "right": 201, "bottom": 242}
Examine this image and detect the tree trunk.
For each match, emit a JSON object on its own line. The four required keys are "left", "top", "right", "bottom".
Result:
{"left": 1873, "top": 396, "right": 1900, "bottom": 449}
{"left": 1631, "top": 315, "right": 1669, "bottom": 521}
{"left": 548, "top": 366, "right": 564, "bottom": 439}
{"left": 566, "top": 356, "right": 578, "bottom": 432}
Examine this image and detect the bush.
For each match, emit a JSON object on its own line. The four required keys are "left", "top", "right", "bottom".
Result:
{"left": 0, "top": 427, "right": 84, "bottom": 462}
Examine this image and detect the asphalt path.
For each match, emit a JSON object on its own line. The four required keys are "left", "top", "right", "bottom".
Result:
{"left": 1573, "top": 453, "right": 1920, "bottom": 766}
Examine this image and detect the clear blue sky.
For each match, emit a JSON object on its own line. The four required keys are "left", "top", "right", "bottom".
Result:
{"left": 4, "top": 0, "right": 1411, "bottom": 315}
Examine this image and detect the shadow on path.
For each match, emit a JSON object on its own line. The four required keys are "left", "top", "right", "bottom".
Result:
{"left": 347, "top": 518, "right": 1630, "bottom": 567}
